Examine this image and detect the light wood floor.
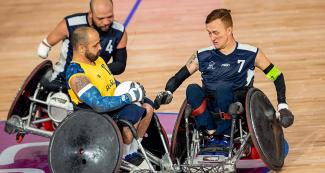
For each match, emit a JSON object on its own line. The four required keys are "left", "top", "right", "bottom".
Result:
{"left": 0, "top": 0, "right": 325, "bottom": 172}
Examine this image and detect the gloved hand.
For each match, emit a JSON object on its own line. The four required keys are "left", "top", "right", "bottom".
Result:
{"left": 228, "top": 102, "right": 244, "bottom": 115}
{"left": 153, "top": 91, "right": 173, "bottom": 109}
{"left": 278, "top": 103, "right": 294, "bottom": 128}
{"left": 37, "top": 38, "right": 52, "bottom": 59}
{"left": 135, "top": 82, "right": 146, "bottom": 97}
{"left": 126, "top": 82, "right": 145, "bottom": 103}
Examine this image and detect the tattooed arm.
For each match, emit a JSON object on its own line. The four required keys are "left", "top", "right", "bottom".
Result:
{"left": 163, "top": 52, "right": 199, "bottom": 92}
{"left": 69, "top": 75, "right": 132, "bottom": 113}
{"left": 154, "top": 52, "right": 199, "bottom": 108}
{"left": 185, "top": 52, "right": 199, "bottom": 74}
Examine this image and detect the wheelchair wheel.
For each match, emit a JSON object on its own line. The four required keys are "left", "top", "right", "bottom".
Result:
{"left": 170, "top": 99, "right": 195, "bottom": 163}
{"left": 48, "top": 110, "right": 123, "bottom": 173}
{"left": 7, "top": 60, "right": 53, "bottom": 120}
{"left": 245, "top": 87, "right": 285, "bottom": 170}
{"left": 141, "top": 115, "right": 169, "bottom": 159}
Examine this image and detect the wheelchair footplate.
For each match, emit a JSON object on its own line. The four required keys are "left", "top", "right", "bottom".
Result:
{"left": 193, "top": 144, "right": 229, "bottom": 164}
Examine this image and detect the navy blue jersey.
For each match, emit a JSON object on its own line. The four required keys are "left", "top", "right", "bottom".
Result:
{"left": 197, "top": 42, "right": 258, "bottom": 91}
{"left": 56, "top": 13, "right": 125, "bottom": 81}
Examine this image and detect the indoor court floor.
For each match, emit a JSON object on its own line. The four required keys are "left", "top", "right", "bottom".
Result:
{"left": 1, "top": 0, "right": 325, "bottom": 172}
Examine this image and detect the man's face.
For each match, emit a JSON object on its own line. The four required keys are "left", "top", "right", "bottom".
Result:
{"left": 85, "top": 31, "right": 101, "bottom": 62}
{"left": 206, "top": 19, "right": 232, "bottom": 50}
{"left": 91, "top": 4, "right": 114, "bottom": 32}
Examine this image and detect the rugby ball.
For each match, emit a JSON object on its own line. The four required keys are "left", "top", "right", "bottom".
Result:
{"left": 114, "top": 81, "right": 142, "bottom": 106}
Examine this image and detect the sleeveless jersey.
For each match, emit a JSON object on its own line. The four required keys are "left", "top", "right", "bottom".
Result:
{"left": 66, "top": 57, "right": 117, "bottom": 105}
{"left": 55, "top": 13, "right": 125, "bottom": 81}
{"left": 197, "top": 42, "right": 258, "bottom": 91}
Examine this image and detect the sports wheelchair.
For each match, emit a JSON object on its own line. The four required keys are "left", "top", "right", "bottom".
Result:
{"left": 169, "top": 89, "right": 286, "bottom": 172}
{"left": 4, "top": 60, "right": 171, "bottom": 172}
{"left": 4, "top": 60, "right": 287, "bottom": 172}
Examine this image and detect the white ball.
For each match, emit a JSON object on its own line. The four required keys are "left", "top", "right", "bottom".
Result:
{"left": 114, "top": 81, "right": 141, "bottom": 106}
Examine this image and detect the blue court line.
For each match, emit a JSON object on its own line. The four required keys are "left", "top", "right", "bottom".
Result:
{"left": 123, "top": 0, "right": 142, "bottom": 27}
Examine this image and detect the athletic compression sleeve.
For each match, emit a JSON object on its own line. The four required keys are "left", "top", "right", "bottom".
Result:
{"left": 78, "top": 83, "right": 132, "bottom": 113}
{"left": 165, "top": 66, "right": 191, "bottom": 93}
{"left": 107, "top": 47, "right": 127, "bottom": 75}
{"left": 263, "top": 63, "right": 286, "bottom": 103}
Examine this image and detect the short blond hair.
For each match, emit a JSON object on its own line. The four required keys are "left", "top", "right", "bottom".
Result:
{"left": 205, "top": 9, "right": 233, "bottom": 28}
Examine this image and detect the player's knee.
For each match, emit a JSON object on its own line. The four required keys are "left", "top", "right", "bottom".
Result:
{"left": 142, "top": 103, "right": 154, "bottom": 119}
{"left": 186, "top": 84, "right": 205, "bottom": 99}
{"left": 186, "top": 84, "right": 206, "bottom": 108}
{"left": 124, "top": 137, "right": 132, "bottom": 144}
{"left": 186, "top": 84, "right": 201, "bottom": 95}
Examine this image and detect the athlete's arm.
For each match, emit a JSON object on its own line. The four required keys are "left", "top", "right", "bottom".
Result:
{"left": 69, "top": 74, "right": 132, "bottom": 113}
{"left": 255, "top": 50, "right": 294, "bottom": 128}
{"left": 255, "top": 50, "right": 286, "bottom": 104}
{"left": 107, "top": 32, "right": 128, "bottom": 75}
{"left": 116, "top": 31, "right": 127, "bottom": 49}
{"left": 154, "top": 52, "right": 198, "bottom": 109}
{"left": 37, "top": 19, "right": 69, "bottom": 59}
{"left": 185, "top": 52, "right": 200, "bottom": 75}
{"left": 47, "top": 19, "right": 69, "bottom": 46}
{"left": 165, "top": 52, "right": 198, "bottom": 93}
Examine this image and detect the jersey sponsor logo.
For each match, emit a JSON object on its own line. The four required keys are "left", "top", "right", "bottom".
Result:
{"left": 221, "top": 63, "right": 230, "bottom": 67}
{"left": 106, "top": 79, "right": 116, "bottom": 91}
{"left": 207, "top": 61, "right": 216, "bottom": 70}
{"left": 101, "top": 64, "right": 112, "bottom": 75}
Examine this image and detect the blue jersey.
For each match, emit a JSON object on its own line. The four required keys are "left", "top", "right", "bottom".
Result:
{"left": 56, "top": 13, "right": 125, "bottom": 81}
{"left": 197, "top": 42, "right": 258, "bottom": 91}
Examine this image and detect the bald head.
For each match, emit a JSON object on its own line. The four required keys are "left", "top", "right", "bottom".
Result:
{"left": 71, "top": 27, "right": 96, "bottom": 51}
{"left": 71, "top": 27, "right": 99, "bottom": 51}
{"left": 90, "top": 0, "right": 113, "bottom": 14}
{"left": 71, "top": 27, "right": 101, "bottom": 62}
{"left": 89, "top": 0, "right": 114, "bottom": 32}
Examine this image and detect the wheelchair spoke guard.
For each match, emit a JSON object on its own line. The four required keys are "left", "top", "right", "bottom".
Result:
{"left": 245, "top": 88, "right": 285, "bottom": 170}
{"left": 48, "top": 110, "right": 123, "bottom": 173}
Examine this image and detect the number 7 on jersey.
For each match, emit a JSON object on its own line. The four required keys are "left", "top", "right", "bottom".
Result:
{"left": 237, "top": 60, "right": 245, "bottom": 73}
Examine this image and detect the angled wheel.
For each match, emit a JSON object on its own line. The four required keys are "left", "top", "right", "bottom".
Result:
{"left": 7, "top": 60, "right": 53, "bottom": 120}
{"left": 245, "top": 88, "right": 285, "bottom": 170}
{"left": 170, "top": 99, "right": 195, "bottom": 163}
{"left": 48, "top": 110, "right": 123, "bottom": 173}
{"left": 141, "top": 115, "right": 169, "bottom": 158}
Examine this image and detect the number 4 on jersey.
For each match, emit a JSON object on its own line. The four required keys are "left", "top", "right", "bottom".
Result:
{"left": 105, "top": 40, "right": 113, "bottom": 53}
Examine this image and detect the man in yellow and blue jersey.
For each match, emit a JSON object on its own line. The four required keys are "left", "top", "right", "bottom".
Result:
{"left": 66, "top": 26, "right": 152, "bottom": 168}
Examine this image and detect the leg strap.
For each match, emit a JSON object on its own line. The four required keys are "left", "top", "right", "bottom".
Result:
{"left": 191, "top": 98, "right": 208, "bottom": 116}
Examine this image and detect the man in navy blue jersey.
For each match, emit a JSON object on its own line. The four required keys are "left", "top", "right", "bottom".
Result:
{"left": 37, "top": 0, "right": 127, "bottom": 84}
{"left": 155, "top": 9, "right": 294, "bottom": 135}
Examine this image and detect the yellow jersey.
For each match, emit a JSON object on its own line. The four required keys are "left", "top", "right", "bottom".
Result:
{"left": 66, "top": 57, "right": 117, "bottom": 105}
